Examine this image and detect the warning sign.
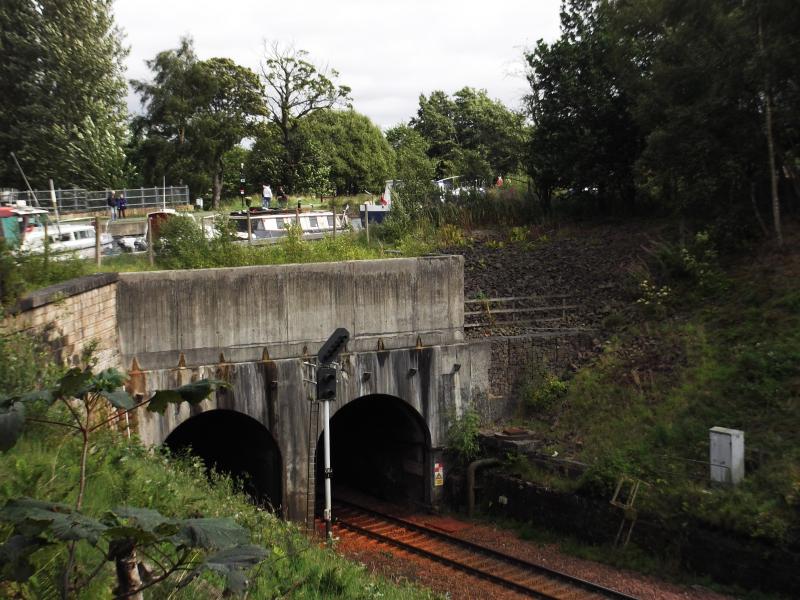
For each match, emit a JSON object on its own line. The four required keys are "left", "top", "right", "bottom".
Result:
{"left": 434, "top": 462, "right": 444, "bottom": 487}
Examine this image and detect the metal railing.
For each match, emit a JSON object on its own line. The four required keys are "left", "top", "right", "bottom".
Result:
{"left": 0, "top": 186, "right": 190, "bottom": 214}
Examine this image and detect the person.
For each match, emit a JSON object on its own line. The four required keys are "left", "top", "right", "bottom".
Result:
{"left": 106, "top": 190, "right": 116, "bottom": 220}
{"left": 277, "top": 185, "right": 287, "bottom": 206}
{"left": 262, "top": 183, "right": 273, "bottom": 209}
{"left": 117, "top": 192, "right": 127, "bottom": 218}
{"left": 496, "top": 175, "right": 504, "bottom": 187}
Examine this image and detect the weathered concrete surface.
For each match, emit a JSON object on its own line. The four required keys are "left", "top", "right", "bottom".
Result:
{"left": 131, "top": 343, "right": 474, "bottom": 520}
{"left": 117, "top": 256, "right": 464, "bottom": 370}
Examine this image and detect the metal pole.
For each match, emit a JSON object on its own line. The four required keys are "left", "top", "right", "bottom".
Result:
{"left": 332, "top": 198, "right": 336, "bottom": 239}
{"left": 295, "top": 203, "right": 300, "bottom": 227}
{"left": 147, "top": 216, "right": 154, "bottom": 266}
{"left": 365, "top": 205, "right": 370, "bottom": 244}
{"left": 10, "top": 152, "right": 40, "bottom": 208}
{"left": 323, "top": 397, "right": 332, "bottom": 541}
{"left": 48, "top": 179, "right": 62, "bottom": 236}
{"left": 247, "top": 212, "right": 252, "bottom": 243}
{"left": 94, "top": 217, "right": 102, "bottom": 266}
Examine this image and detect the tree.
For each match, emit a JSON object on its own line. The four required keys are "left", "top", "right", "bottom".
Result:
{"left": 385, "top": 125, "right": 436, "bottom": 186}
{"left": 411, "top": 88, "right": 527, "bottom": 182}
{"left": 259, "top": 43, "right": 351, "bottom": 192}
{"left": 411, "top": 91, "right": 461, "bottom": 179}
{"left": 132, "top": 39, "right": 265, "bottom": 207}
{"left": 300, "top": 110, "right": 394, "bottom": 195}
{"left": 525, "top": 0, "right": 641, "bottom": 213}
{"left": 0, "top": 0, "right": 129, "bottom": 189}
{"left": 609, "top": 0, "right": 800, "bottom": 237}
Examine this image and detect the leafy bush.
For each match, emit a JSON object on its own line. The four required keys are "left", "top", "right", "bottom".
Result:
{"left": 525, "top": 374, "right": 568, "bottom": 413}
{"left": 446, "top": 408, "right": 482, "bottom": 463}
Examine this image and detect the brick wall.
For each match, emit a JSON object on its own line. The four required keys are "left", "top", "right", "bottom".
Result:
{"left": 8, "top": 273, "right": 120, "bottom": 370}
{"left": 475, "top": 331, "right": 594, "bottom": 422}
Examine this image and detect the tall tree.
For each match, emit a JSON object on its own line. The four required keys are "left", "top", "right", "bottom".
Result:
{"left": 259, "top": 43, "right": 351, "bottom": 191}
{"left": 0, "top": 0, "right": 129, "bottom": 189}
{"left": 132, "top": 39, "right": 264, "bottom": 207}
{"left": 412, "top": 88, "right": 526, "bottom": 181}
{"left": 525, "top": 0, "right": 641, "bottom": 213}
{"left": 300, "top": 110, "right": 394, "bottom": 195}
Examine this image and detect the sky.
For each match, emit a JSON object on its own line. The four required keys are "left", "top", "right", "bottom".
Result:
{"left": 114, "top": 0, "right": 563, "bottom": 129}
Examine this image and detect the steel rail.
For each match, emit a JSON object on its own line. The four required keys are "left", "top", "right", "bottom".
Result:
{"left": 334, "top": 500, "right": 639, "bottom": 600}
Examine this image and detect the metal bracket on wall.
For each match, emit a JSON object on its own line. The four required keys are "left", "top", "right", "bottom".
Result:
{"left": 610, "top": 476, "right": 648, "bottom": 549}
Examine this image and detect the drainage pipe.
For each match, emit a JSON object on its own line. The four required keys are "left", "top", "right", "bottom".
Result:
{"left": 467, "top": 458, "right": 501, "bottom": 517}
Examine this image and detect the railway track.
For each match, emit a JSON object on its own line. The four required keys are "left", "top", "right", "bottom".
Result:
{"left": 332, "top": 500, "right": 639, "bottom": 600}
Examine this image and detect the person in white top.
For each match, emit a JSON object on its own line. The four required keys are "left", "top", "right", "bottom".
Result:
{"left": 262, "top": 183, "right": 273, "bottom": 209}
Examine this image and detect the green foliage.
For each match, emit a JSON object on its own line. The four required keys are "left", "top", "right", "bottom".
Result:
{"left": 260, "top": 42, "right": 352, "bottom": 193}
{"left": 446, "top": 409, "right": 481, "bottom": 463}
{"left": 131, "top": 38, "right": 265, "bottom": 206}
{"left": 300, "top": 109, "right": 394, "bottom": 195}
{"left": 0, "top": 0, "right": 130, "bottom": 188}
{"left": 525, "top": 374, "right": 568, "bottom": 414}
{"left": 519, "top": 253, "right": 800, "bottom": 545}
{"left": 411, "top": 88, "right": 527, "bottom": 181}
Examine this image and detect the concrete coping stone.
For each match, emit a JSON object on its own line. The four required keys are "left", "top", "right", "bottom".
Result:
{"left": 12, "top": 272, "right": 119, "bottom": 314}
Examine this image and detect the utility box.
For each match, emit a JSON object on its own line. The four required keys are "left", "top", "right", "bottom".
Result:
{"left": 709, "top": 427, "right": 745, "bottom": 485}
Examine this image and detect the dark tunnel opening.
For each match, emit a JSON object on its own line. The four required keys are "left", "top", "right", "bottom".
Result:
{"left": 164, "top": 409, "right": 282, "bottom": 512}
{"left": 317, "top": 395, "right": 431, "bottom": 510}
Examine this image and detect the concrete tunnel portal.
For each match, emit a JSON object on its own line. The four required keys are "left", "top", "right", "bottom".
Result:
{"left": 164, "top": 409, "right": 283, "bottom": 512}
{"left": 317, "top": 394, "right": 433, "bottom": 510}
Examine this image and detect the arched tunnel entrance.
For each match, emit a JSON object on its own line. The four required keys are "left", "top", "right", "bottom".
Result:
{"left": 164, "top": 410, "right": 283, "bottom": 512}
{"left": 317, "top": 395, "right": 432, "bottom": 510}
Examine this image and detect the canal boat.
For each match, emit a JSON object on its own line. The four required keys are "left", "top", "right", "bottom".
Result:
{"left": 228, "top": 208, "right": 348, "bottom": 241}
{"left": 117, "top": 209, "right": 194, "bottom": 251}
{"left": 19, "top": 219, "right": 113, "bottom": 259}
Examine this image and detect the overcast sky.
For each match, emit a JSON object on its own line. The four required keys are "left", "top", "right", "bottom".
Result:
{"left": 115, "top": 0, "right": 563, "bottom": 129}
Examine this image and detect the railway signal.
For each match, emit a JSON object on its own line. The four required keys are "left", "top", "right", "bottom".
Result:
{"left": 316, "top": 327, "right": 350, "bottom": 542}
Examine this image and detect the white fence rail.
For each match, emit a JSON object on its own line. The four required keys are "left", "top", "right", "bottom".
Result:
{"left": 0, "top": 186, "right": 190, "bottom": 214}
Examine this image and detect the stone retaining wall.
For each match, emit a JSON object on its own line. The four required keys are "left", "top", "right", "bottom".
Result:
{"left": 8, "top": 273, "right": 120, "bottom": 370}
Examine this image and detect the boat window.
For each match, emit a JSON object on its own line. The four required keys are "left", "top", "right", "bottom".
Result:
{"left": 59, "top": 233, "right": 72, "bottom": 242}
{"left": 309, "top": 216, "right": 318, "bottom": 228}
{"left": 327, "top": 216, "right": 334, "bottom": 227}
{"left": 276, "top": 218, "right": 285, "bottom": 228}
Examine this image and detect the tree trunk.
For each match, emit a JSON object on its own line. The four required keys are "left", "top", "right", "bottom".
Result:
{"left": 212, "top": 168, "right": 222, "bottom": 210}
{"left": 110, "top": 540, "right": 144, "bottom": 600}
{"left": 758, "top": 9, "right": 783, "bottom": 246}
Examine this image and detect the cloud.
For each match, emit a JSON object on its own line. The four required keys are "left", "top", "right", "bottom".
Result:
{"left": 115, "top": 0, "right": 561, "bottom": 127}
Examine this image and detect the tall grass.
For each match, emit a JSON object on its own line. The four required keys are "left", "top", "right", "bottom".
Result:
{"left": 0, "top": 422, "right": 441, "bottom": 599}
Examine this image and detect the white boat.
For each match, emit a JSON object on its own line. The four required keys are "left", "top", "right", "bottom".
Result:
{"left": 359, "top": 180, "right": 395, "bottom": 226}
{"left": 228, "top": 208, "right": 348, "bottom": 241}
{"left": 20, "top": 220, "right": 113, "bottom": 259}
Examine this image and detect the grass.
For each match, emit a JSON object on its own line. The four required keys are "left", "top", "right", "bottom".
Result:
{"left": 514, "top": 234, "right": 800, "bottom": 547}
{"left": 0, "top": 422, "right": 442, "bottom": 599}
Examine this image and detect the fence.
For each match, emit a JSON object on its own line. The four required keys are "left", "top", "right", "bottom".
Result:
{"left": 0, "top": 186, "right": 190, "bottom": 214}
{"left": 464, "top": 294, "right": 581, "bottom": 333}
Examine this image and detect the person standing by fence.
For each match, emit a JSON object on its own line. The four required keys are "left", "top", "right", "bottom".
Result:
{"left": 106, "top": 190, "right": 116, "bottom": 220}
{"left": 117, "top": 192, "right": 127, "bottom": 218}
{"left": 262, "top": 183, "right": 272, "bottom": 209}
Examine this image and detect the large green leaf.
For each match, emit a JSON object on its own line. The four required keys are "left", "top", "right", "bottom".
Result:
{"left": 104, "top": 507, "right": 180, "bottom": 544}
{"left": 92, "top": 368, "right": 126, "bottom": 392}
{"left": 55, "top": 368, "right": 93, "bottom": 399}
{"left": 101, "top": 390, "right": 135, "bottom": 410}
{"left": 147, "top": 379, "right": 228, "bottom": 414}
{"left": 0, "top": 403, "right": 25, "bottom": 452}
{"left": 0, "top": 534, "right": 49, "bottom": 582}
{"left": 172, "top": 517, "right": 249, "bottom": 549}
{"left": 0, "top": 498, "right": 107, "bottom": 544}
{"left": 193, "top": 544, "right": 268, "bottom": 593}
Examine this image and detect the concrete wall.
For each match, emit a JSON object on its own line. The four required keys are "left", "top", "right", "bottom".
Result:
{"left": 7, "top": 273, "right": 120, "bottom": 370}
{"left": 131, "top": 342, "right": 479, "bottom": 520}
{"left": 117, "top": 256, "right": 464, "bottom": 370}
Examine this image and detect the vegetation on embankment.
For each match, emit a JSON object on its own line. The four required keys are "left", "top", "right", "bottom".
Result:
{"left": 0, "top": 425, "right": 441, "bottom": 599}
{"left": 0, "top": 329, "right": 439, "bottom": 599}
{"left": 509, "top": 228, "right": 800, "bottom": 549}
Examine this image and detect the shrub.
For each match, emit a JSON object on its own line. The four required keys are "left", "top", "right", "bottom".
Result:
{"left": 446, "top": 408, "right": 481, "bottom": 463}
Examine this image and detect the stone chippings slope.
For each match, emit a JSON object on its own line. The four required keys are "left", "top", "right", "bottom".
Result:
{"left": 441, "top": 223, "right": 654, "bottom": 333}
